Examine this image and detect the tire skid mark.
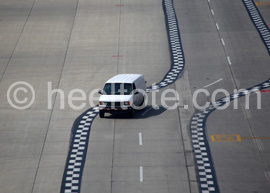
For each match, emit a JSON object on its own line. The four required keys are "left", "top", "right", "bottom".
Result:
{"left": 60, "top": 0, "right": 184, "bottom": 192}
{"left": 190, "top": 79, "right": 270, "bottom": 193}
{"left": 242, "top": 0, "right": 270, "bottom": 54}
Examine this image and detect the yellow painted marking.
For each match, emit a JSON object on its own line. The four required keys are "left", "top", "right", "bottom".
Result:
{"left": 210, "top": 135, "right": 241, "bottom": 142}
{"left": 255, "top": 1, "right": 270, "bottom": 5}
{"left": 211, "top": 135, "right": 216, "bottom": 142}
{"left": 236, "top": 135, "right": 242, "bottom": 141}
{"left": 241, "top": 137, "right": 270, "bottom": 139}
{"left": 211, "top": 135, "right": 270, "bottom": 142}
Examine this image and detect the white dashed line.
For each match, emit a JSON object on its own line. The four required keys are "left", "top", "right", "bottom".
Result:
{"left": 204, "top": 78, "right": 223, "bottom": 88}
{"left": 221, "top": 38, "right": 225, "bottom": 46}
{"left": 211, "top": 9, "right": 215, "bottom": 15}
{"left": 140, "top": 166, "right": 143, "bottom": 182}
{"left": 227, "top": 56, "right": 232, "bottom": 65}
{"left": 216, "top": 23, "right": 220, "bottom": 30}
{"left": 208, "top": 0, "right": 210, "bottom": 2}
{"left": 139, "top": 133, "right": 142, "bottom": 145}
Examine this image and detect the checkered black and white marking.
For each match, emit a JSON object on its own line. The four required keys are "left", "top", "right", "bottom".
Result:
{"left": 242, "top": 0, "right": 270, "bottom": 54}
{"left": 60, "top": 106, "right": 99, "bottom": 193}
{"left": 60, "top": 0, "right": 185, "bottom": 192}
{"left": 190, "top": 79, "right": 270, "bottom": 193}
{"left": 147, "top": 0, "right": 184, "bottom": 92}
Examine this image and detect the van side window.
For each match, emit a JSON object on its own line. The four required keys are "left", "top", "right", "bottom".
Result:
{"left": 133, "top": 83, "right": 136, "bottom": 90}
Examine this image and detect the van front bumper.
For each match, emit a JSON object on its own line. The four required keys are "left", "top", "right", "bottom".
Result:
{"left": 99, "top": 106, "right": 132, "bottom": 111}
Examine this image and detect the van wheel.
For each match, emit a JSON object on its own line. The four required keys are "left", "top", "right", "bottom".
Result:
{"left": 99, "top": 111, "right": 105, "bottom": 118}
{"left": 128, "top": 109, "right": 134, "bottom": 118}
{"left": 139, "top": 97, "right": 145, "bottom": 109}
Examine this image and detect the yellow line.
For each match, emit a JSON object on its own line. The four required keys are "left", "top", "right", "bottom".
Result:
{"left": 241, "top": 137, "right": 270, "bottom": 139}
{"left": 255, "top": 1, "right": 270, "bottom": 5}
{"left": 210, "top": 135, "right": 216, "bottom": 142}
{"left": 236, "top": 135, "right": 241, "bottom": 142}
{"left": 210, "top": 135, "right": 270, "bottom": 142}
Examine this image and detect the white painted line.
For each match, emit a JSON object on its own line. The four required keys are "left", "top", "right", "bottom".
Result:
{"left": 184, "top": 105, "right": 189, "bottom": 109}
{"left": 221, "top": 38, "right": 225, "bottom": 46}
{"left": 208, "top": 0, "right": 210, "bottom": 2}
{"left": 139, "top": 133, "right": 142, "bottom": 145}
{"left": 227, "top": 56, "right": 232, "bottom": 65}
{"left": 204, "top": 78, "right": 223, "bottom": 88}
{"left": 211, "top": 9, "right": 215, "bottom": 15}
{"left": 216, "top": 23, "right": 220, "bottom": 30}
{"left": 140, "top": 166, "right": 143, "bottom": 182}
{"left": 142, "top": 107, "right": 153, "bottom": 116}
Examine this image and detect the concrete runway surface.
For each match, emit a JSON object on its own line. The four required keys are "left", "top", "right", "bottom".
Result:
{"left": 0, "top": 0, "right": 269, "bottom": 193}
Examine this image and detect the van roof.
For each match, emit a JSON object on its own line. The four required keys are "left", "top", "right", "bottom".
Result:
{"left": 106, "top": 74, "right": 143, "bottom": 84}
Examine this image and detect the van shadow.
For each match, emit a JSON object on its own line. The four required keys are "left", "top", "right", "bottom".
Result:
{"left": 104, "top": 106, "right": 167, "bottom": 119}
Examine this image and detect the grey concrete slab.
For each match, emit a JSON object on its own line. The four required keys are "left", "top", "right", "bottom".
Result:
{"left": 113, "top": 152, "right": 186, "bottom": 167}
{"left": 0, "top": 58, "right": 9, "bottom": 80}
{"left": 218, "top": 181, "right": 270, "bottom": 193}
{"left": 0, "top": 170, "right": 36, "bottom": 193}
{"left": 112, "top": 180, "right": 190, "bottom": 193}
{"left": 113, "top": 166, "right": 189, "bottom": 182}
{"left": 0, "top": 0, "right": 240, "bottom": 193}
{"left": 114, "top": 140, "right": 183, "bottom": 154}
{"left": 82, "top": 166, "right": 112, "bottom": 182}
{"left": 79, "top": 1, "right": 190, "bottom": 193}
{"left": 0, "top": 0, "right": 78, "bottom": 193}
{"left": 256, "top": 1, "right": 270, "bottom": 25}
{"left": 112, "top": 181, "right": 169, "bottom": 193}
{"left": 174, "top": 0, "right": 270, "bottom": 192}
{"left": 0, "top": 0, "right": 33, "bottom": 58}
{"left": 81, "top": 182, "right": 111, "bottom": 193}
{"left": 113, "top": 126, "right": 182, "bottom": 141}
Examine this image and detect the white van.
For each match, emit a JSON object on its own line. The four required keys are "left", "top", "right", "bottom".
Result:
{"left": 98, "top": 74, "right": 146, "bottom": 118}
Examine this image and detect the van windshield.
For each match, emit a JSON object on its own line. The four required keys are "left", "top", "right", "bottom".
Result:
{"left": 103, "top": 83, "right": 132, "bottom": 95}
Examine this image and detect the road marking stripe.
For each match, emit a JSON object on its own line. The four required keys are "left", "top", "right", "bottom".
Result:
{"left": 139, "top": 133, "right": 143, "bottom": 145}
{"left": 211, "top": 9, "right": 215, "bottom": 15}
{"left": 140, "top": 166, "right": 143, "bottom": 182}
{"left": 221, "top": 38, "right": 225, "bottom": 46}
{"left": 255, "top": 1, "right": 270, "bottom": 6}
{"left": 211, "top": 134, "right": 270, "bottom": 142}
{"left": 216, "top": 23, "right": 220, "bottom": 30}
{"left": 242, "top": 137, "right": 270, "bottom": 139}
{"left": 227, "top": 56, "right": 232, "bottom": 65}
{"left": 204, "top": 78, "right": 223, "bottom": 88}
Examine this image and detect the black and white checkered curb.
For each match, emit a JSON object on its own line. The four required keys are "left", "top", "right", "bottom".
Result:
{"left": 147, "top": 0, "right": 184, "bottom": 92}
{"left": 60, "top": 106, "right": 99, "bottom": 193}
{"left": 191, "top": 79, "right": 270, "bottom": 193}
{"left": 242, "top": 0, "right": 270, "bottom": 54}
{"left": 60, "top": 0, "right": 185, "bottom": 192}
